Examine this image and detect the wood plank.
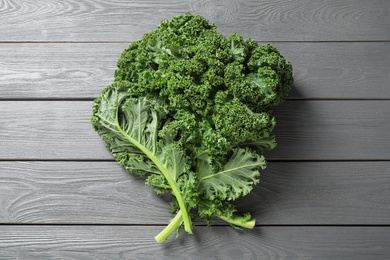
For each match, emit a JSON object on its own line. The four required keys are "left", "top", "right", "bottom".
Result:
{"left": 1, "top": 161, "right": 389, "bottom": 225}
{"left": 0, "top": 161, "right": 171, "bottom": 224}
{"left": 274, "top": 42, "right": 390, "bottom": 99}
{"left": 268, "top": 100, "right": 390, "bottom": 159}
{"left": 0, "top": 101, "right": 109, "bottom": 159}
{"left": 1, "top": 0, "right": 389, "bottom": 42}
{"left": 0, "top": 43, "right": 128, "bottom": 99}
{"left": 1, "top": 42, "right": 389, "bottom": 99}
{"left": 1, "top": 100, "right": 389, "bottom": 160}
{"left": 239, "top": 161, "right": 390, "bottom": 225}
{"left": 0, "top": 226, "right": 389, "bottom": 259}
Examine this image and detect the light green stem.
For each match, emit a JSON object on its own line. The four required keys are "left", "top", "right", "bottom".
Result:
{"left": 218, "top": 215, "right": 256, "bottom": 229}
{"left": 155, "top": 212, "right": 255, "bottom": 242}
{"left": 155, "top": 210, "right": 184, "bottom": 243}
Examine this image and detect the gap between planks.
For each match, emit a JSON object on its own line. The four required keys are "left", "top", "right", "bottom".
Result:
{"left": 1, "top": 98, "right": 390, "bottom": 101}
{"left": 1, "top": 158, "right": 390, "bottom": 162}
{"left": 0, "top": 41, "right": 390, "bottom": 44}
{"left": 1, "top": 223, "right": 390, "bottom": 227}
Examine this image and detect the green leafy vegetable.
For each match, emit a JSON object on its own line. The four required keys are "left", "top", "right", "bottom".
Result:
{"left": 92, "top": 12, "right": 293, "bottom": 242}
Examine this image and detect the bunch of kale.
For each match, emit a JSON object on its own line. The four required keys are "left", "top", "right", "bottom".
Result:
{"left": 92, "top": 13, "right": 293, "bottom": 242}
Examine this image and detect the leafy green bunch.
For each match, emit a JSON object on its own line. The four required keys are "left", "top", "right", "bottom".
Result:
{"left": 91, "top": 12, "right": 293, "bottom": 242}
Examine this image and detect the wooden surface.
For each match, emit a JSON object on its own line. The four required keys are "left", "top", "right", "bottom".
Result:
{"left": 1, "top": 226, "right": 389, "bottom": 260}
{"left": 1, "top": 0, "right": 390, "bottom": 259}
{"left": 1, "top": 42, "right": 390, "bottom": 99}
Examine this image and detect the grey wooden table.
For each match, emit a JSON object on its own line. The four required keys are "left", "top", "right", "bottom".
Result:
{"left": 1, "top": 1, "right": 390, "bottom": 259}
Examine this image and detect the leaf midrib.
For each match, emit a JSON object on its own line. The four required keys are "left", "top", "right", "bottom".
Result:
{"left": 200, "top": 163, "right": 260, "bottom": 181}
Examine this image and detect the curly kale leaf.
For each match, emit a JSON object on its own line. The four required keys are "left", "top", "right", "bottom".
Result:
{"left": 92, "top": 84, "right": 194, "bottom": 234}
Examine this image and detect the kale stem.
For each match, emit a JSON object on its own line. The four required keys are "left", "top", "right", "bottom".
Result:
{"left": 155, "top": 212, "right": 255, "bottom": 242}
{"left": 218, "top": 215, "right": 256, "bottom": 229}
{"left": 155, "top": 210, "right": 184, "bottom": 242}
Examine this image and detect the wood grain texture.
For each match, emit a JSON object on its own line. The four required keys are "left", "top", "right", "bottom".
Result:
{"left": 0, "top": 43, "right": 128, "bottom": 99}
{"left": 0, "top": 161, "right": 172, "bottom": 224}
{"left": 0, "top": 101, "right": 107, "bottom": 159}
{"left": 0, "top": 161, "right": 389, "bottom": 225}
{"left": 268, "top": 100, "right": 390, "bottom": 159}
{"left": 237, "top": 161, "right": 390, "bottom": 225}
{"left": 1, "top": 100, "right": 389, "bottom": 160}
{"left": 1, "top": 0, "right": 390, "bottom": 257}
{"left": 1, "top": 42, "right": 389, "bottom": 99}
{"left": 1, "top": 0, "right": 389, "bottom": 42}
{"left": 274, "top": 42, "right": 390, "bottom": 99}
{"left": 0, "top": 226, "right": 389, "bottom": 259}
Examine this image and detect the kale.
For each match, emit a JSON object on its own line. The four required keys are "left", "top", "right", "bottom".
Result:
{"left": 92, "top": 12, "right": 293, "bottom": 242}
